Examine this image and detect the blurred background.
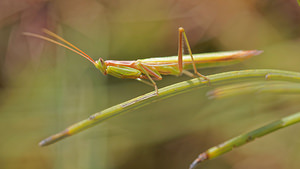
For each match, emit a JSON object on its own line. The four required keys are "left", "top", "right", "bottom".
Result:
{"left": 1, "top": 0, "right": 300, "bottom": 169}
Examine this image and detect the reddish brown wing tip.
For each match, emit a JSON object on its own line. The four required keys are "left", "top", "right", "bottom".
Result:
{"left": 245, "top": 50, "right": 263, "bottom": 56}
{"left": 235, "top": 50, "right": 263, "bottom": 59}
{"left": 251, "top": 50, "right": 263, "bottom": 56}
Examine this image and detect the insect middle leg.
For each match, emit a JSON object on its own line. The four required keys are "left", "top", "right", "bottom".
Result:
{"left": 178, "top": 27, "right": 210, "bottom": 82}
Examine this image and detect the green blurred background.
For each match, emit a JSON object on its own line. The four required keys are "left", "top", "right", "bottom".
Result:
{"left": 1, "top": 0, "right": 300, "bottom": 169}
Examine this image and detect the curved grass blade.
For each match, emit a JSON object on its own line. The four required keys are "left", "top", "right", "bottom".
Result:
{"left": 39, "top": 69, "right": 300, "bottom": 146}
{"left": 207, "top": 81, "right": 300, "bottom": 99}
{"left": 189, "top": 111, "right": 300, "bottom": 169}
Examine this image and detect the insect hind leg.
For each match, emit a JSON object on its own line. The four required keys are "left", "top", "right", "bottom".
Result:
{"left": 178, "top": 27, "right": 210, "bottom": 83}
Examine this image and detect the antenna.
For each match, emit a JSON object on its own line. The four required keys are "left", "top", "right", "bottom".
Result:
{"left": 23, "top": 29, "right": 96, "bottom": 65}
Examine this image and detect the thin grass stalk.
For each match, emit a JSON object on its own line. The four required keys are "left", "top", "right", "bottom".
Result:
{"left": 189, "top": 111, "right": 300, "bottom": 169}
{"left": 39, "top": 69, "right": 300, "bottom": 146}
{"left": 207, "top": 81, "right": 300, "bottom": 99}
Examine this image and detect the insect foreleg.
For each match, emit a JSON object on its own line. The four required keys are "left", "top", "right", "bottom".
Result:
{"left": 137, "top": 62, "right": 162, "bottom": 95}
{"left": 136, "top": 78, "right": 154, "bottom": 87}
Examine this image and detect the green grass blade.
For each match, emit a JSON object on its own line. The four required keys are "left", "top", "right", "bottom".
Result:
{"left": 39, "top": 69, "right": 300, "bottom": 146}
{"left": 189, "top": 111, "right": 300, "bottom": 169}
{"left": 207, "top": 81, "right": 300, "bottom": 99}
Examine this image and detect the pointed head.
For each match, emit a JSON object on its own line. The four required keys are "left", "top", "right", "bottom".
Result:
{"left": 95, "top": 58, "right": 107, "bottom": 75}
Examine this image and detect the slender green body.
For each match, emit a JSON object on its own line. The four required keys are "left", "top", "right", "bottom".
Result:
{"left": 101, "top": 50, "right": 262, "bottom": 80}
{"left": 139, "top": 50, "right": 261, "bottom": 75}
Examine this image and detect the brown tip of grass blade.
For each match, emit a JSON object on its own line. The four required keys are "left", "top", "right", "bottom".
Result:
{"left": 206, "top": 90, "right": 219, "bottom": 99}
{"left": 206, "top": 88, "right": 228, "bottom": 99}
{"left": 39, "top": 130, "right": 70, "bottom": 147}
{"left": 189, "top": 153, "right": 208, "bottom": 169}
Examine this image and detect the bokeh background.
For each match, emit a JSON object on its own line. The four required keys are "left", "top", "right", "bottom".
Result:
{"left": 1, "top": 0, "right": 300, "bottom": 169}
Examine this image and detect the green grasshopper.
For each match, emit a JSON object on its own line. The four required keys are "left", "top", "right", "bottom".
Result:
{"left": 23, "top": 27, "right": 262, "bottom": 95}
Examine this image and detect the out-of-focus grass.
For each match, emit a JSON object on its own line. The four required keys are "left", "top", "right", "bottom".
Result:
{"left": 1, "top": 0, "right": 300, "bottom": 169}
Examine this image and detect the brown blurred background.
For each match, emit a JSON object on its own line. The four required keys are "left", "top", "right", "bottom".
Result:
{"left": 1, "top": 0, "right": 300, "bottom": 169}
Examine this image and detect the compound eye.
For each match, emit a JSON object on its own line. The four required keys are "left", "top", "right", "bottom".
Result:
{"left": 99, "top": 58, "right": 105, "bottom": 65}
{"left": 96, "top": 58, "right": 107, "bottom": 74}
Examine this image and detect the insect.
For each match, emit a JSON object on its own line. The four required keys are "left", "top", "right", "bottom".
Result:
{"left": 23, "top": 27, "right": 262, "bottom": 95}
